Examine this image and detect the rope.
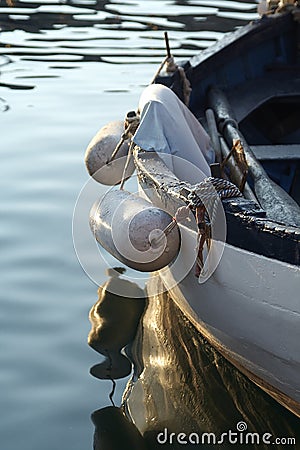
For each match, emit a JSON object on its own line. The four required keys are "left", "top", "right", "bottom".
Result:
{"left": 150, "top": 55, "right": 169, "bottom": 85}
{"left": 188, "top": 177, "right": 242, "bottom": 209}
{"left": 165, "top": 56, "right": 192, "bottom": 106}
{"left": 178, "top": 67, "right": 192, "bottom": 106}
{"left": 150, "top": 53, "right": 192, "bottom": 105}
{"left": 195, "top": 205, "right": 211, "bottom": 277}
{"left": 107, "top": 112, "right": 140, "bottom": 165}
{"left": 277, "top": 1, "right": 298, "bottom": 13}
{"left": 188, "top": 177, "right": 241, "bottom": 236}
{"left": 165, "top": 56, "right": 178, "bottom": 73}
{"left": 187, "top": 177, "right": 242, "bottom": 277}
{"left": 148, "top": 176, "right": 241, "bottom": 275}
{"left": 259, "top": 1, "right": 299, "bottom": 14}
{"left": 119, "top": 141, "right": 134, "bottom": 190}
{"left": 220, "top": 139, "right": 248, "bottom": 192}
{"left": 135, "top": 152, "right": 242, "bottom": 275}
{"left": 149, "top": 206, "right": 190, "bottom": 248}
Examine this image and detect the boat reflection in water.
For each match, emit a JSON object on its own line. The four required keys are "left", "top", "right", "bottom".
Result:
{"left": 88, "top": 267, "right": 148, "bottom": 449}
{"left": 88, "top": 267, "right": 145, "bottom": 383}
{"left": 89, "top": 271, "right": 300, "bottom": 449}
{"left": 91, "top": 406, "right": 148, "bottom": 450}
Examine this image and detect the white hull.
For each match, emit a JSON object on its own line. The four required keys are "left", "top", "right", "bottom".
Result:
{"left": 159, "top": 239, "right": 300, "bottom": 416}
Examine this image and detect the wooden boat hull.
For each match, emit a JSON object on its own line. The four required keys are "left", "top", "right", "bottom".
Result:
{"left": 78, "top": 6, "right": 300, "bottom": 417}
{"left": 160, "top": 243, "right": 300, "bottom": 417}
{"left": 127, "top": 6, "right": 300, "bottom": 417}
{"left": 123, "top": 275, "right": 300, "bottom": 445}
{"left": 133, "top": 145, "right": 300, "bottom": 416}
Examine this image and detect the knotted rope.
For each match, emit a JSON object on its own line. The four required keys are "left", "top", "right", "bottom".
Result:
{"left": 150, "top": 31, "right": 192, "bottom": 105}
{"left": 187, "top": 177, "right": 242, "bottom": 276}
{"left": 107, "top": 111, "right": 140, "bottom": 165}
{"left": 188, "top": 177, "right": 242, "bottom": 224}
{"left": 150, "top": 176, "right": 242, "bottom": 274}
{"left": 220, "top": 139, "right": 248, "bottom": 192}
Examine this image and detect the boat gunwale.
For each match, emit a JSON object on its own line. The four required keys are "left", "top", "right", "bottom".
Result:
{"left": 187, "top": 10, "right": 296, "bottom": 78}
{"left": 133, "top": 148, "right": 300, "bottom": 267}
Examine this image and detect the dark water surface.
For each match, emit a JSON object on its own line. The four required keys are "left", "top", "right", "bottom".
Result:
{"left": 1, "top": 1, "right": 299, "bottom": 449}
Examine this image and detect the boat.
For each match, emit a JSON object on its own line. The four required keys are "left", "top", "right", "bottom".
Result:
{"left": 89, "top": 272, "right": 300, "bottom": 449}
{"left": 87, "top": 2, "right": 300, "bottom": 419}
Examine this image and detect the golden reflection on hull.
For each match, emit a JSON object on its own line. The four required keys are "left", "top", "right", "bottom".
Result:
{"left": 124, "top": 276, "right": 300, "bottom": 450}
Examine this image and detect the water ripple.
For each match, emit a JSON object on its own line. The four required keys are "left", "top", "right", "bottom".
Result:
{"left": 0, "top": 1, "right": 259, "bottom": 87}
{"left": 105, "top": 2, "right": 218, "bottom": 17}
{"left": 0, "top": 96, "right": 10, "bottom": 111}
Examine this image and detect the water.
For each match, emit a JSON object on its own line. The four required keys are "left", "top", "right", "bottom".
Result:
{"left": 1, "top": 1, "right": 299, "bottom": 449}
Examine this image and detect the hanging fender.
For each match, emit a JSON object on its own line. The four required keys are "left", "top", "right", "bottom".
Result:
{"left": 90, "top": 189, "right": 181, "bottom": 272}
{"left": 85, "top": 120, "right": 135, "bottom": 185}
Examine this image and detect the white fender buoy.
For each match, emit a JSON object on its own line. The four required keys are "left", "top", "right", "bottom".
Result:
{"left": 85, "top": 121, "right": 135, "bottom": 185}
{"left": 90, "top": 190, "right": 181, "bottom": 272}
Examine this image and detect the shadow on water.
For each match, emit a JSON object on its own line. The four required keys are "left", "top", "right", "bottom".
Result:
{"left": 88, "top": 271, "right": 300, "bottom": 449}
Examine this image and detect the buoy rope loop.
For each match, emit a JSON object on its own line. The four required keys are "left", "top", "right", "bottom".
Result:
{"left": 188, "top": 177, "right": 242, "bottom": 209}
{"left": 149, "top": 205, "right": 191, "bottom": 248}
{"left": 107, "top": 113, "right": 140, "bottom": 165}
{"left": 190, "top": 177, "right": 241, "bottom": 277}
